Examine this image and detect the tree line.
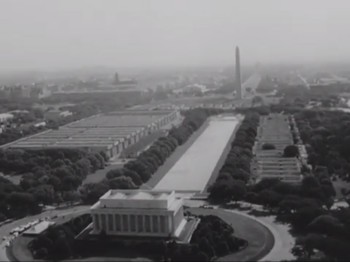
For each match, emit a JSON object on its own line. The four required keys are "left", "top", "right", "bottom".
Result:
{"left": 208, "top": 112, "right": 259, "bottom": 202}
{"left": 80, "top": 108, "right": 224, "bottom": 204}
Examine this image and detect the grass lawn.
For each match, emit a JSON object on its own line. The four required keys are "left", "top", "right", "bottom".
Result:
{"left": 81, "top": 163, "right": 124, "bottom": 185}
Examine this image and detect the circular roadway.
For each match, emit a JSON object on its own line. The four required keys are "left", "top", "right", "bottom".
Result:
{"left": 0, "top": 206, "right": 90, "bottom": 262}
{"left": 189, "top": 208, "right": 275, "bottom": 262}
{"left": 2, "top": 206, "right": 275, "bottom": 262}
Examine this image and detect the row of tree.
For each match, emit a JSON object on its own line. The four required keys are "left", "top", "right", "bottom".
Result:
{"left": 288, "top": 109, "right": 350, "bottom": 260}
{"left": 208, "top": 112, "right": 259, "bottom": 203}
{"left": 80, "top": 108, "right": 224, "bottom": 204}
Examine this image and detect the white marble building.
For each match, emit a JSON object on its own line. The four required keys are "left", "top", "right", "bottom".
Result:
{"left": 90, "top": 189, "right": 187, "bottom": 238}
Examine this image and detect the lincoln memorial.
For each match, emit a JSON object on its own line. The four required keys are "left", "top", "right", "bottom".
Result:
{"left": 90, "top": 189, "right": 187, "bottom": 238}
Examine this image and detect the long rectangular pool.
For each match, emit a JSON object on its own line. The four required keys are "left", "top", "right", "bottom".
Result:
{"left": 154, "top": 115, "right": 241, "bottom": 192}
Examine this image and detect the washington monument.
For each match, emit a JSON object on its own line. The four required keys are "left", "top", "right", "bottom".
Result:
{"left": 235, "top": 46, "right": 242, "bottom": 99}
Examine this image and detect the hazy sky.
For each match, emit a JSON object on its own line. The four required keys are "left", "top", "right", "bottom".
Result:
{"left": 0, "top": 0, "right": 349, "bottom": 71}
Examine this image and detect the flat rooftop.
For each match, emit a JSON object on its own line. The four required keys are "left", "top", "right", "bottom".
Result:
{"left": 23, "top": 221, "right": 55, "bottom": 235}
{"left": 91, "top": 189, "right": 181, "bottom": 210}
{"left": 5, "top": 110, "right": 176, "bottom": 150}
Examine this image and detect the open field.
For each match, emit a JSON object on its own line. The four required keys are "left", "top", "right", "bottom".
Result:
{"left": 154, "top": 115, "right": 240, "bottom": 192}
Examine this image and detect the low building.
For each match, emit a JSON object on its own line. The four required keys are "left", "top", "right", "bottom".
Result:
{"left": 90, "top": 190, "right": 187, "bottom": 238}
{"left": 23, "top": 221, "right": 55, "bottom": 236}
{"left": 5, "top": 110, "right": 179, "bottom": 158}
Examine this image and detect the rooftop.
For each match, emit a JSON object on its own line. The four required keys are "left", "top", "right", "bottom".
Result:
{"left": 4, "top": 110, "right": 176, "bottom": 150}
{"left": 91, "top": 189, "right": 180, "bottom": 211}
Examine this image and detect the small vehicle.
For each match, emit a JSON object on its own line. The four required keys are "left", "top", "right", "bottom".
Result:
{"left": 202, "top": 205, "right": 214, "bottom": 209}
{"left": 9, "top": 228, "right": 19, "bottom": 235}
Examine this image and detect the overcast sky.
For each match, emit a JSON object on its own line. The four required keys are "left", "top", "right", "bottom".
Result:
{"left": 0, "top": 0, "right": 349, "bottom": 71}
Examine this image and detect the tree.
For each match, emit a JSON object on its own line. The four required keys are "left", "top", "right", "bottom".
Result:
{"left": 106, "top": 169, "right": 124, "bottom": 180}
{"left": 307, "top": 215, "right": 344, "bottom": 236}
{"left": 52, "top": 238, "right": 72, "bottom": 259}
{"left": 215, "top": 241, "right": 229, "bottom": 256}
{"left": 258, "top": 190, "right": 282, "bottom": 209}
{"left": 124, "top": 161, "right": 152, "bottom": 182}
{"left": 29, "top": 185, "right": 55, "bottom": 205}
{"left": 198, "top": 237, "right": 215, "bottom": 257}
{"left": 123, "top": 168, "right": 143, "bottom": 186}
{"left": 231, "top": 168, "right": 250, "bottom": 183}
{"left": 262, "top": 143, "right": 276, "bottom": 150}
{"left": 283, "top": 145, "right": 299, "bottom": 157}
{"left": 252, "top": 96, "right": 263, "bottom": 105}
{"left": 231, "top": 180, "right": 247, "bottom": 203}
{"left": 80, "top": 182, "right": 109, "bottom": 204}
{"left": 34, "top": 247, "right": 48, "bottom": 259}
{"left": 244, "top": 192, "right": 259, "bottom": 205}
{"left": 62, "top": 191, "right": 80, "bottom": 205}
{"left": 107, "top": 176, "right": 137, "bottom": 190}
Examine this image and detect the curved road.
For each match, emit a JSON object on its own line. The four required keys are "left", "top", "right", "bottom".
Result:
{"left": 0, "top": 205, "right": 90, "bottom": 262}
{"left": 190, "top": 208, "right": 274, "bottom": 262}
{"left": 2, "top": 206, "right": 276, "bottom": 262}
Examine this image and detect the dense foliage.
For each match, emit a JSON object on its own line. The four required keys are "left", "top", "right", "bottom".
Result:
{"left": 31, "top": 215, "right": 245, "bottom": 261}
{"left": 0, "top": 149, "right": 107, "bottom": 219}
{"left": 189, "top": 215, "right": 246, "bottom": 259}
{"left": 295, "top": 110, "right": 350, "bottom": 180}
{"left": 209, "top": 113, "right": 259, "bottom": 203}
{"left": 288, "top": 109, "right": 350, "bottom": 260}
{"left": 283, "top": 145, "right": 299, "bottom": 157}
{"left": 262, "top": 143, "right": 276, "bottom": 150}
{"left": 29, "top": 214, "right": 92, "bottom": 260}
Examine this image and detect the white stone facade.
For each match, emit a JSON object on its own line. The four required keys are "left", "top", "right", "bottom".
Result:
{"left": 90, "top": 190, "right": 185, "bottom": 237}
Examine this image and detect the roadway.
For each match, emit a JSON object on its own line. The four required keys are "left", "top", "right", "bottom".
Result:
{"left": 1, "top": 203, "right": 289, "bottom": 262}
{"left": 189, "top": 208, "right": 275, "bottom": 262}
{"left": 0, "top": 205, "right": 90, "bottom": 262}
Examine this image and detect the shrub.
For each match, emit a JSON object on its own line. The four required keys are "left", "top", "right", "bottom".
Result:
{"left": 262, "top": 143, "right": 276, "bottom": 150}
{"left": 283, "top": 145, "right": 299, "bottom": 157}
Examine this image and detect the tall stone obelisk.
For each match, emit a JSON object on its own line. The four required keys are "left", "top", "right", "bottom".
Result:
{"left": 235, "top": 46, "right": 242, "bottom": 99}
